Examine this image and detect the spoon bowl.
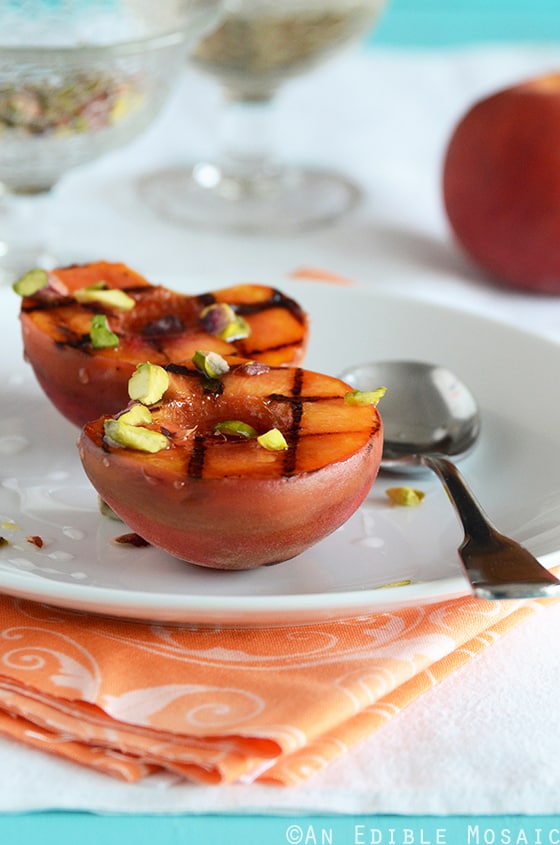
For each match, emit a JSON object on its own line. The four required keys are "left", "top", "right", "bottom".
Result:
{"left": 340, "top": 359, "right": 560, "bottom": 600}
{"left": 341, "top": 360, "right": 480, "bottom": 469}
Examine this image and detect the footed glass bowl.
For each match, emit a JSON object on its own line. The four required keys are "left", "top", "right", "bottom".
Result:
{"left": 0, "top": 0, "right": 222, "bottom": 280}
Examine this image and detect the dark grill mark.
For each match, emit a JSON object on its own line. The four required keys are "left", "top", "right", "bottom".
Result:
{"left": 187, "top": 434, "right": 207, "bottom": 479}
{"left": 282, "top": 368, "right": 304, "bottom": 477}
{"left": 268, "top": 393, "right": 341, "bottom": 404}
{"left": 234, "top": 289, "right": 306, "bottom": 324}
{"left": 22, "top": 295, "right": 77, "bottom": 313}
{"left": 119, "top": 284, "right": 154, "bottom": 294}
{"left": 165, "top": 363, "right": 203, "bottom": 384}
{"left": 54, "top": 331, "right": 165, "bottom": 356}
{"left": 165, "top": 363, "right": 193, "bottom": 377}
{"left": 55, "top": 331, "right": 91, "bottom": 350}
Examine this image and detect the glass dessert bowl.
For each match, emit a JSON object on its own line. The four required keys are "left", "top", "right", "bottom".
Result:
{"left": 0, "top": 0, "right": 222, "bottom": 283}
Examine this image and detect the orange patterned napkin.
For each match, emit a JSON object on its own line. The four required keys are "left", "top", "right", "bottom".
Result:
{"left": 0, "top": 586, "right": 557, "bottom": 786}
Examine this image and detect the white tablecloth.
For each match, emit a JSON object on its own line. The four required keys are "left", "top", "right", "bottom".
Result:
{"left": 3, "top": 42, "right": 560, "bottom": 816}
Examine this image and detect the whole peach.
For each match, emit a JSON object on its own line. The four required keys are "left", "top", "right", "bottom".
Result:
{"left": 443, "top": 74, "right": 560, "bottom": 294}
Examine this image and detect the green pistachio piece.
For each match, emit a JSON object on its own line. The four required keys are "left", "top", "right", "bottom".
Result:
{"left": 98, "top": 497, "right": 123, "bottom": 522}
{"left": 128, "top": 362, "right": 170, "bottom": 405}
{"left": 375, "top": 579, "right": 412, "bottom": 589}
{"left": 90, "top": 314, "right": 119, "bottom": 349}
{"left": 12, "top": 268, "right": 49, "bottom": 296}
{"left": 221, "top": 315, "right": 251, "bottom": 342}
{"left": 74, "top": 284, "right": 136, "bottom": 311}
{"left": 257, "top": 428, "right": 288, "bottom": 451}
{"left": 200, "top": 302, "right": 251, "bottom": 341}
{"left": 103, "top": 418, "right": 169, "bottom": 453}
{"left": 192, "top": 350, "right": 230, "bottom": 379}
{"left": 81, "top": 280, "right": 106, "bottom": 290}
{"left": 1, "top": 520, "right": 17, "bottom": 531}
{"left": 118, "top": 403, "right": 153, "bottom": 426}
{"left": 214, "top": 420, "right": 258, "bottom": 439}
{"left": 386, "top": 486, "right": 425, "bottom": 507}
{"left": 344, "top": 386, "right": 387, "bottom": 406}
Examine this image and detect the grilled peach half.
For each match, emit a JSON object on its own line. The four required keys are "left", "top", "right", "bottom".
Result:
{"left": 17, "top": 261, "right": 308, "bottom": 427}
{"left": 78, "top": 359, "right": 384, "bottom": 570}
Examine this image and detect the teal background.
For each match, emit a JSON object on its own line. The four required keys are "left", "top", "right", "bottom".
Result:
{"left": 5, "top": 812, "right": 560, "bottom": 845}
{"left": 3, "top": 0, "right": 560, "bottom": 842}
{"left": 372, "top": 0, "right": 560, "bottom": 45}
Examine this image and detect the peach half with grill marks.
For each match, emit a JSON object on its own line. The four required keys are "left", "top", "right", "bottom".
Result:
{"left": 78, "top": 358, "right": 384, "bottom": 570}
{"left": 16, "top": 261, "right": 309, "bottom": 427}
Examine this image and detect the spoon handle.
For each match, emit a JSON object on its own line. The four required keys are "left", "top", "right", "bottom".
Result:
{"left": 421, "top": 454, "right": 560, "bottom": 600}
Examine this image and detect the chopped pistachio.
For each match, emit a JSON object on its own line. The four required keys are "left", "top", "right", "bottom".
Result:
{"left": 90, "top": 314, "right": 119, "bottom": 349}
{"left": 1, "top": 520, "right": 17, "bottom": 531}
{"left": 128, "top": 362, "right": 170, "bottom": 405}
{"left": 257, "top": 428, "right": 288, "bottom": 451}
{"left": 118, "top": 403, "right": 153, "bottom": 426}
{"left": 375, "top": 579, "right": 412, "bottom": 589}
{"left": 74, "top": 284, "right": 136, "bottom": 311}
{"left": 386, "top": 486, "right": 425, "bottom": 507}
{"left": 12, "top": 268, "right": 49, "bottom": 296}
{"left": 103, "top": 418, "right": 169, "bottom": 453}
{"left": 81, "top": 280, "right": 106, "bottom": 291}
{"left": 222, "top": 315, "right": 251, "bottom": 342}
{"left": 344, "top": 386, "right": 387, "bottom": 406}
{"left": 200, "top": 302, "right": 251, "bottom": 341}
{"left": 193, "top": 349, "right": 230, "bottom": 379}
{"left": 214, "top": 420, "right": 258, "bottom": 439}
{"left": 98, "top": 497, "right": 123, "bottom": 521}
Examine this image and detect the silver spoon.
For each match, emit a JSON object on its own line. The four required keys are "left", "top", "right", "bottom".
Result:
{"left": 340, "top": 359, "right": 560, "bottom": 600}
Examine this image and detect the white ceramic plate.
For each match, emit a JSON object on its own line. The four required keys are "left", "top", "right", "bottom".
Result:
{"left": 1, "top": 278, "right": 559, "bottom": 626}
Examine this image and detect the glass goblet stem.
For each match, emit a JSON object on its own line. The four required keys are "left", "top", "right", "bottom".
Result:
{"left": 0, "top": 187, "right": 56, "bottom": 285}
{"left": 193, "top": 92, "right": 283, "bottom": 199}
{"left": 139, "top": 86, "right": 361, "bottom": 234}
